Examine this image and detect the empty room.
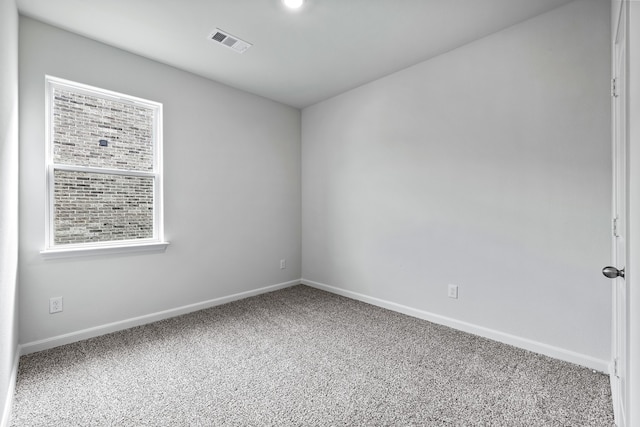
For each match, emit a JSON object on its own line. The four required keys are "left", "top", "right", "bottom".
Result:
{"left": 1, "top": 0, "right": 639, "bottom": 425}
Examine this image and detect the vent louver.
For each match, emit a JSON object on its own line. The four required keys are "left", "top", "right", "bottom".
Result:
{"left": 211, "top": 32, "right": 226, "bottom": 43}
{"left": 209, "top": 29, "right": 252, "bottom": 53}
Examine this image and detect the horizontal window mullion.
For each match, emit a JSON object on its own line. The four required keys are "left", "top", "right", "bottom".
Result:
{"left": 52, "top": 164, "right": 157, "bottom": 178}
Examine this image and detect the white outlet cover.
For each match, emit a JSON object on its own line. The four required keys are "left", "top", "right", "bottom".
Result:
{"left": 49, "top": 296, "right": 63, "bottom": 313}
{"left": 447, "top": 284, "right": 458, "bottom": 299}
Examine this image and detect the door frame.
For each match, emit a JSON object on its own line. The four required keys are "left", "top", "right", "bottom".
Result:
{"left": 609, "top": 0, "right": 629, "bottom": 427}
{"left": 621, "top": 1, "right": 640, "bottom": 426}
{"left": 611, "top": 1, "right": 627, "bottom": 424}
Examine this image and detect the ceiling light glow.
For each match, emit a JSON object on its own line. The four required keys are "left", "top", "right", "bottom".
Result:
{"left": 283, "top": 0, "right": 304, "bottom": 9}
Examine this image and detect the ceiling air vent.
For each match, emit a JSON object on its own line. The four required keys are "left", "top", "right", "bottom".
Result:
{"left": 209, "top": 29, "right": 252, "bottom": 53}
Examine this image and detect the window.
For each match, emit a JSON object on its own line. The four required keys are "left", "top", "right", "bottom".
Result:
{"left": 43, "top": 76, "right": 168, "bottom": 257}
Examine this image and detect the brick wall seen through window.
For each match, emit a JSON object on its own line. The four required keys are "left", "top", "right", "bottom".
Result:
{"left": 45, "top": 77, "right": 163, "bottom": 250}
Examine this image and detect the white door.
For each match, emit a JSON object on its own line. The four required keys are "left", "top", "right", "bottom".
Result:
{"left": 607, "top": 1, "right": 628, "bottom": 425}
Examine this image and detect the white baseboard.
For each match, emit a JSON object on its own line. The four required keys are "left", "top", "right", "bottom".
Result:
{"left": 18, "top": 277, "right": 610, "bottom": 373}
{"left": 301, "top": 279, "right": 609, "bottom": 373}
{"left": 20, "top": 279, "right": 300, "bottom": 356}
{"left": 1, "top": 347, "right": 20, "bottom": 427}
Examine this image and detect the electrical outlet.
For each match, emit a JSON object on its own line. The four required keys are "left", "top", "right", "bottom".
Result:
{"left": 280, "top": 259, "right": 286, "bottom": 269}
{"left": 49, "top": 296, "right": 63, "bottom": 314}
{"left": 447, "top": 284, "right": 458, "bottom": 299}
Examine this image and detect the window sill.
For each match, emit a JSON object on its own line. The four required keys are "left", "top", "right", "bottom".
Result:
{"left": 40, "top": 241, "right": 170, "bottom": 259}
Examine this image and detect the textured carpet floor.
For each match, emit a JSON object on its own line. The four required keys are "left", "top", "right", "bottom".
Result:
{"left": 11, "top": 285, "right": 614, "bottom": 426}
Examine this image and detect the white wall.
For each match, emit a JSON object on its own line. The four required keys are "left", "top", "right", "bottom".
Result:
{"left": 0, "top": 0, "right": 19, "bottom": 423}
{"left": 302, "top": 0, "right": 612, "bottom": 364}
{"left": 19, "top": 18, "right": 301, "bottom": 346}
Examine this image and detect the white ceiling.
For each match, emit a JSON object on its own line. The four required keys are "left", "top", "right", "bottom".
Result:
{"left": 17, "top": 0, "right": 575, "bottom": 108}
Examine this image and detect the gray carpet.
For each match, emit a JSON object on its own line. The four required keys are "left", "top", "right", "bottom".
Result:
{"left": 11, "top": 285, "right": 614, "bottom": 426}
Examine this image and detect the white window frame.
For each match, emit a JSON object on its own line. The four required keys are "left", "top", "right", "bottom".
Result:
{"left": 41, "top": 76, "right": 169, "bottom": 258}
